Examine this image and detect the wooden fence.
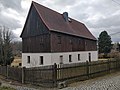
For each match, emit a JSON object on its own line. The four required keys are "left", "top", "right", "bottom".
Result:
{"left": 0, "top": 59, "right": 119, "bottom": 87}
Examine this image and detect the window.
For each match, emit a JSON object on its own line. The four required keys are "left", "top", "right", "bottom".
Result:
{"left": 85, "top": 41, "right": 87, "bottom": 46}
{"left": 70, "top": 39, "right": 72, "bottom": 44}
{"left": 37, "top": 20, "right": 39, "bottom": 29}
{"left": 40, "top": 56, "right": 43, "bottom": 65}
{"left": 79, "top": 39, "right": 81, "bottom": 44}
{"left": 40, "top": 36, "right": 43, "bottom": 44}
{"left": 58, "top": 36, "right": 61, "bottom": 44}
{"left": 69, "top": 55, "right": 72, "bottom": 62}
{"left": 78, "top": 54, "right": 80, "bottom": 61}
{"left": 27, "top": 56, "right": 30, "bottom": 63}
{"left": 60, "top": 55, "right": 63, "bottom": 64}
{"left": 89, "top": 53, "right": 91, "bottom": 62}
{"left": 19, "top": 63, "right": 21, "bottom": 66}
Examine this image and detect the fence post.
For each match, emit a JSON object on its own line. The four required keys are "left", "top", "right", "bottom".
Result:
{"left": 107, "top": 59, "right": 110, "bottom": 73}
{"left": 118, "top": 58, "right": 120, "bottom": 69}
{"left": 53, "top": 63, "right": 57, "bottom": 87}
{"left": 22, "top": 67, "right": 25, "bottom": 84}
{"left": 116, "top": 58, "right": 118, "bottom": 70}
{"left": 86, "top": 61, "right": 89, "bottom": 79}
{"left": 6, "top": 65, "right": 8, "bottom": 79}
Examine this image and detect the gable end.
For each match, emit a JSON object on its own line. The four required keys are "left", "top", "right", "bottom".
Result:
{"left": 20, "top": 3, "right": 50, "bottom": 38}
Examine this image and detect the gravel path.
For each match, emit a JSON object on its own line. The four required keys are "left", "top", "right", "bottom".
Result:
{"left": 61, "top": 72, "right": 120, "bottom": 90}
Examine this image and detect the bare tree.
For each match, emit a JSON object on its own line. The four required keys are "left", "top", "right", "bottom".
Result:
{"left": 11, "top": 41, "right": 22, "bottom": 57}
{"left": 0, "top": 26, "right": 3, "bottom": 64}
{"left": 0, "top": 26, "right": 14, "bottom": 65}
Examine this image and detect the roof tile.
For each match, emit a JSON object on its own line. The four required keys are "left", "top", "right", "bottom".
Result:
{"left": 33, "top": 1, "right": 96, "bottom": 40}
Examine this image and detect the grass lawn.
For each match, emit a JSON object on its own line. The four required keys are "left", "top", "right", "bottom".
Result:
{"left": 0, "top": 86, "right": 16, "bottom": 90}
{"left": 98, "top": 58, "right": 108, "bottom": 60}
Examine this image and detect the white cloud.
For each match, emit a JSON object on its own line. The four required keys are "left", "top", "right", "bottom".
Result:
{"left": 0, "top": 0, "right": 120, "bottom": 42}
{"left": 21, "top": 0, "right": 32, "bottom": 10}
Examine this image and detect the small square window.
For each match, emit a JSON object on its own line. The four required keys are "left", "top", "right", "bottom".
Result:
{"left": 27, "top": 56, "right": 30, "bottom": 63}
{"left": 40, "top": 56, "right": 43, "bottom": 65}
{"left": 69, "top": 55, "right": 72, "bottom": 62}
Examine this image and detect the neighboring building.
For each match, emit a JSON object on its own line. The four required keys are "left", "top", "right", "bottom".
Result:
{"left": 111, "top": 43, "right": 120, "bottom": 52}
{"left": 20, "top": 1, "right": 98, "bottom": 68}
{"left": 11, "top": 57, "right": 22, "bottom": 67}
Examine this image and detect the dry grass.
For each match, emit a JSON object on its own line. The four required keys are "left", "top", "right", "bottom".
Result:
{"left": 98, "top": 58, "right": 108, "bottom": 61}
{"left": 0, "top": 86, "right": 15, "bottom": 90}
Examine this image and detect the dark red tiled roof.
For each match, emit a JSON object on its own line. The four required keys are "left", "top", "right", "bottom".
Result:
{"left": 33, "top": 1, "right": 96, "bottom": 40}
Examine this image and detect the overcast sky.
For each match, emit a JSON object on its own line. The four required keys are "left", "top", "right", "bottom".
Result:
{"left": 0, "top": 0, "right": 120, "bottom": 42}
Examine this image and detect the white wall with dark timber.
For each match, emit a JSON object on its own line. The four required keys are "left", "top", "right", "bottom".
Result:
{"left": 22, "top": 51, "right": 98, "bottom": 68}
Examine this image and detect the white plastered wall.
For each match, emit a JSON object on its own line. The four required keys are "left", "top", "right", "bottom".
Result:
{"left": 22, "top": 51, "right": 98, "bottom": 68}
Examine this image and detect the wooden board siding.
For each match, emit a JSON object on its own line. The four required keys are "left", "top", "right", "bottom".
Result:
{"left": 22, "top": 5, "right": 51, "bottom": 53}
{"left": 22, "top": 34, "right": 50, "bottom": 53}
{"left": 85, "top": 39, "right": 97, "bottom": 51}
{"left": 51, "top": 31, "right": 97, "bottom": 52}
{"left": 21, "top": 4, "right": 49, "bottom": 38}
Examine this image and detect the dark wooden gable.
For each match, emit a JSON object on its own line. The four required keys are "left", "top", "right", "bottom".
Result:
{"left": 21, "top": 3, "right": 51, "bottom": 53}
{"left": 20, "top": 3, "right": 49, "bottom": 38}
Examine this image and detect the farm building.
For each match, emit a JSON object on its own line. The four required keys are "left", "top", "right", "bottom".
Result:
{"left": 20, "top": 1, "right": 98, "bottom": 68}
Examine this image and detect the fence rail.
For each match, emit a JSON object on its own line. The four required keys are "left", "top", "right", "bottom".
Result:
{"left": 0, "top": 59, "right": 119, "bottom": 87}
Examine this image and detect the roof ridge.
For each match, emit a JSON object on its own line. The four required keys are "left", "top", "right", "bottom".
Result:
{"left": 32, "top": 1, "right": 84, "bottom": 24}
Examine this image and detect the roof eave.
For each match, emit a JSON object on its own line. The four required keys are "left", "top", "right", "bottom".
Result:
{"left": 50, "top": 29, "right": 97, "bottom": 41}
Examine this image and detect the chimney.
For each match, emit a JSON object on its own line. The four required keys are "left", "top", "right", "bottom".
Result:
{"left": 63, "top": 12, "right": 68, "bottom": 22}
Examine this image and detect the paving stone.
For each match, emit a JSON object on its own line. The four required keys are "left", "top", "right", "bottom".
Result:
{"left": 1, "top": 72, "right": 120, "bottom": 90}
{"left": 61, "top": 72, "right": 120, "bottom": 90}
